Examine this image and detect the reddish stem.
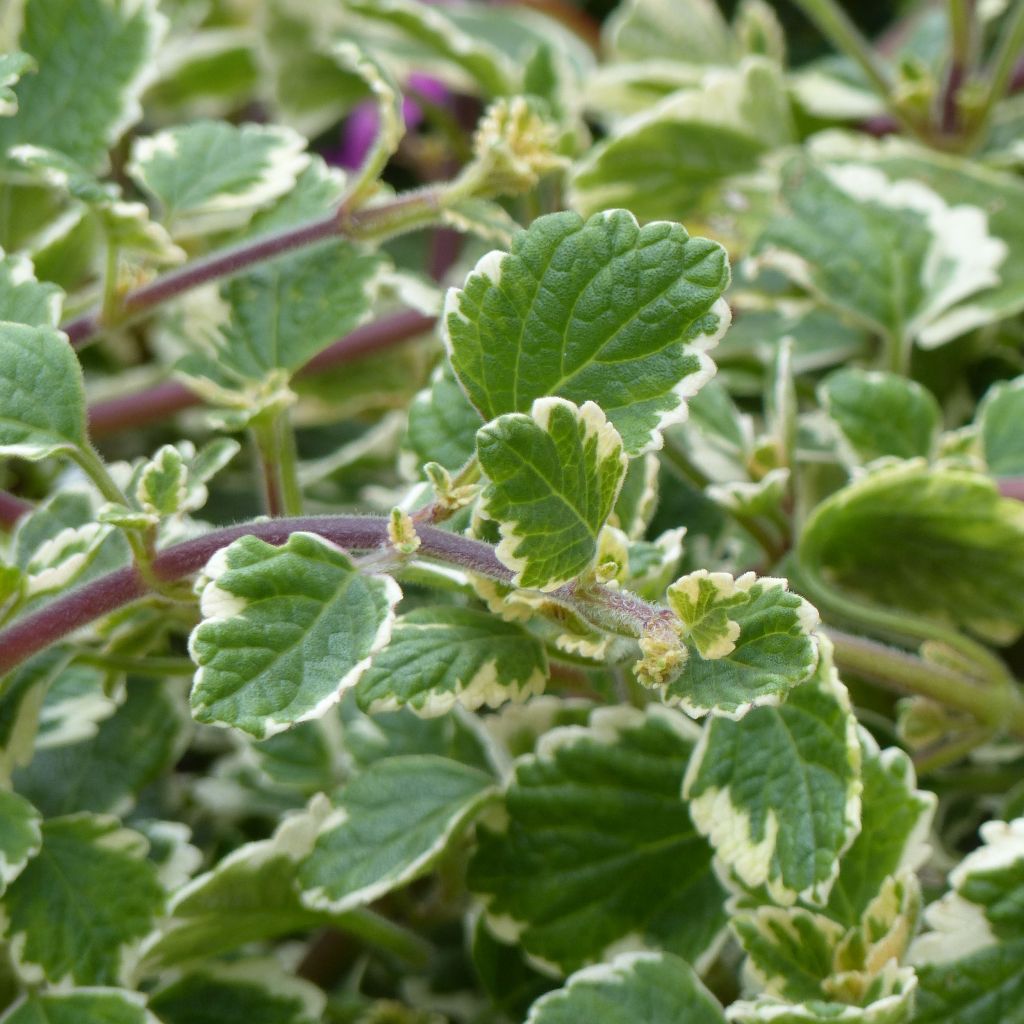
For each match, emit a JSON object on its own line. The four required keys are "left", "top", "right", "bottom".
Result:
{"left": 0, "top": 516, "right": 512, "bottom": 677}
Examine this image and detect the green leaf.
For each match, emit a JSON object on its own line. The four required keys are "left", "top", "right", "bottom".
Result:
{"left": 756, "top": 159, "right": 1007, "bottom": 352}
{"left": 0, "top": 249, "right": 62, "bottom": 326}
{"left": 726, "top": 968, "right": 916, "bottom": 1024}
{"left": 0, "top": 989, "right": 158, "bottom": 1024}
{"left": 149, "top": 961, "right": 324, "bottom": 1024}
{"left": 127, "top": 121, "right": 309, "bottom": 236}
{"left": 443, "top": 208, "right": 729, "bottom": 456}
{"left": 825, "top": 733, "right": 934, "bottom": 925}
{"left": 683, "top": 638, "right": 860, "bottom": 903}
{"left": 0, "top": 323, "right": 86, "bottom": 461}
{"left": 977, "top": 376, "right": 1024, "bottom": 477}
{"left": 139, "top": 799, "right": 329, "bottom": 971}
{"left": 346, "top": 0, "right": 515, "bottom": 97}
{"left": 0, "top": 53, "right": 35, "bottom": 117}
{"left": 914, "top": 941, "right": 1024, "bottom": 1024}
{"left": 660, "top": 574, "right": 820, "bottom": 718}
{"left": 812, "top": 135, "right": 1024, "bottom": 345}
{"left": 1, "top": 814, "right": 164, "bottom": 985}
{"left": 405, "top": 364, "right": 482, "bottom": 473}
{"left": 356, "top": 607, "right": 548, "bottom": 716}
{"left": 603, "top": 0, "right": 733, "bottom": 63}
{"left": 612, "top": 453, "right": 659, "bottom": 539}
{"left": 13, "top": 677, "right": 188, "bottom": 817}
{"left": 668, "top": 569, "right": 755, "bottom": 659}
{"left": 0, "top": 790, "right": 41, "bottom": 894}
{"left": 179, "top": 239, "right": 386, "bottom": 390}
{"left": 798, "top": 463, "right": 1024, "bottom": 641}
{"left": 298, "top": 755, "right": 496, "bottom": 912}
{"left": 571, "top": 59, "right": 793, "bottom": 222}
{"left": 8, "top": 145, "right": 184, "bottom": 264}
{"left": 476, "top": 398, "right": 628, "bottom": 590}
{"left": 0, "top": 0, "right": 165, "bottom": 170}
{"left": 820, "top": 370, "right": 941, "bottom": 464}
{"left": 22, "top": 523, "right": 113, "bottom": 600}
{"left": 0, "top": 649, "right": 72, "bottom": 783}
{"left": 189, "top": 532, "right": 401, "bottom": 739}
{"left": 732, "top": 906, "right": 846, "bottom": 1004}
{"left": 469, "top": 705, "right": 726, "bottom": 974}
{"left": 526, "top": 951, "right": 726, "bottom": 1024}
{"left": 908, "top": 816, "right": 1024, "bottom": 1022}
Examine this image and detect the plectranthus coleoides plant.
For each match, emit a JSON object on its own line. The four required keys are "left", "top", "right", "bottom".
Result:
{"left": 1, "top": 0, "right": 1024, "bottom": 1021}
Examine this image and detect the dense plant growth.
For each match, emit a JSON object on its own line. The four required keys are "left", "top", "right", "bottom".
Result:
{"left": 1, "top": 0, "right": 1024, "bottom": 1020}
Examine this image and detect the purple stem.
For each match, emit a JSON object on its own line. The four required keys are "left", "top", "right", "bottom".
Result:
{"left": 0, "top": 516, "right": 512, "bottom": 677}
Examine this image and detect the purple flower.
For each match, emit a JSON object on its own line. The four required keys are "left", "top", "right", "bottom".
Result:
{"left": 328, "top": 72, "right": 451, "bottom": 170}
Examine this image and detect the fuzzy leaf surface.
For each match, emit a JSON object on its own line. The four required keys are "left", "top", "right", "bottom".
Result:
{"left": 180, "top": 240, "right": 386, "bottom": 389}
{"left": 444, "top": 208, "right": 729, "bottom": 455}
{"left": 661, "top": 575, "right": 819, "bottom": 717}
{"left": 0, "top": 324, "right": 86, "bottom": 461}
{"left": 1, "top": 814, "right": 164, "bottom": 986}
{"left": 0, "top": 0, "right": 164, "bottom": 170}
{"left": 127, "top": 121, "right": 308, "bottom": 234}
{"left": 0, "top": 251, "right": 62, "bottom": 327}
{"left": 477, "top": 398, "right": 628, "bottom": 590}
{"left": 469, "top": 705, "right": 726, "bottom": 973}
{"left": 356, "top": 607, "right": 548, "bottom": 716}
{"left": 527, "top": 951, "right": 726, "bottom": 1024}
{"left": 683, "top": 643, "right": 860, "bottom": 903}
{"left": 189, "top": 532, "right": 400, "bottom": 738}
{"left": 298, "top": 755, "right": 496, "bottom": 912}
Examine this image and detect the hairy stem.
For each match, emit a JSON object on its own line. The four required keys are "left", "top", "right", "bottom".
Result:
{"left": 250, "top": 408, "right": 303, "bottom": 517}
{"left": 0, "top": 516, "right": 511, "bottom": 676}
{"left": 61, "top": 188, "right": 446, "bottom": 348}
{"left": 827, "top": 627, "right": 1024, "bottom": 736}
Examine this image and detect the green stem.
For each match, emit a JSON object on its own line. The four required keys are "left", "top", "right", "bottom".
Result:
{"left": 799, "top": 558, "right": 1011, "bottom": 686}
{"left": 328, "top": 908, "right": 433, "bottom": 968}
{"left": 70, "top": 445, "right": 156, "bottom": 574}
{"left": 74, "top": 652, "right": 196, "bottom": 676}
{"left": 250, "top": 408, "right": 303, "bottom": 517}
{"left": 101, "top": 243, "right": 121, "bottom": 326}
{"left": 62, "top": 187, "right": 447, "bottom": 348}
{"left": 790, "top": 0, "right": 894, "bottom": 101}
{"left": 970, "top": 0, "right": 1024, "bottom": 141}
{"left": 883, "top": 325, "right": 912, "bottom": 376}
{"left": 827, "top": 627, "right": 1024, "bottom": 736}
{"left": 912, "top": 725, "right": 994, "bottom": 775}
